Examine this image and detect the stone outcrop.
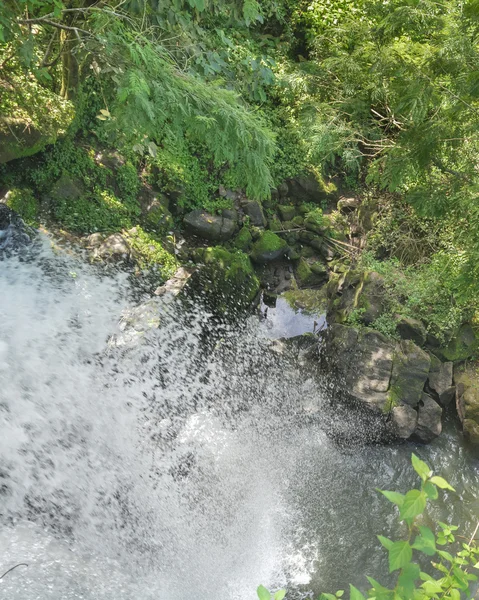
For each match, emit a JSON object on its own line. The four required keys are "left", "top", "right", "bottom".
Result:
{"left": 454, "top": 362, "right": 479, "bottom": 444}
{"left": 319, "top": 323, "right": 442, "bottom": 443}
{"left": 184, "top": 210, "right": 236, "bottom": 242}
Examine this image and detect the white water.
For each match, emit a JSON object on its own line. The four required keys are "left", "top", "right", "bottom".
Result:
{"left": 1, "top": 235, "right": 479, "bottom": 599}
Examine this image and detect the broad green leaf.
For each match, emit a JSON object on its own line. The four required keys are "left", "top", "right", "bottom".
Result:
{"left": 274, "top": 591, "right": 286, "bottom": 600}
{"left": 412, "top": 526, "right": 436, "bottom": 556}
{"left": 366, "top": 577, "right": 392, "bottom": 600}
{"left": 397, "top": 562, "right": 420, "bottom": 597}
{"left": 430, "top": 476, "right": 456, "bottom": 491}
{"left": 335, "top": 592, "right": 344, "bottom": 598}
{"left": 423, "top": 481, "right": 438, "bottom": 499}
{"left": 411, "top": 453, "right": 431, "bottom": 481}
{"left": 399, "top": 490, "right": 426, "bottom": 521}
{"left": 349, "top": 584, "right": 366, "bottom": 600}
{"left": 452, "top": 566, "right": 469, "bottom": 590}
{"left": 421, "top": 579, "right": 444, "bottom": 594}
{"left": 379, "top": 489, "right": 405, "bottom": 507}
{"left": 257, "top": 585, "right": 270, "bottom": 600}
{"left": 319, "top": 594, "right": 336, "bottom": 600}
{"left": 378, "top": 535, "right": 394, "bottom": 550}
{"left": 449, "top": 589, "right": 461, "bottom": 600}
{"left": 389, "top": 540, "right": 412, "bottom": 572}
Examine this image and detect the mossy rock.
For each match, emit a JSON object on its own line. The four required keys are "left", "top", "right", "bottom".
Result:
{"left": 292, "top": 215, "right": 304, "bottom": 227}
{"left": 295, "top": 257, "right": 328, "bottom": 288}
{"left": 233, "top": 226, "right": 253, "bottom": 252}
{"left": 250, "top": 230, "right": 288, "bottom": 263}
{"left": 283, "top": 288, "right": 328, "bottom": 313}
{"left": 436, "top": 323, "right": 479, "bottom": 362}
{"left": 269, "top": 218, "right": 283, "bottom": 232}
{"left": 278, "top": 205, "right": 297, "bottom": 221}
{"left": 4, "top": 187, "right": 40, "bottom": 227}
{"left": 188, "top": 246, "right": 260, "bottom": 315}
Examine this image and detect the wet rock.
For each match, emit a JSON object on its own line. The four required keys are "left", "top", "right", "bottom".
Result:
{"left": 337, "top": 196, "right": 360, "bottom": 213}
{"left": 243, "top": 200, "right": 267, "bottom": 227}
{"left": 389, "top": 340, "right": 431, "bottom": 408}
{"left": 427, "top": 356, "right": 453, "bottom": 401}
{"left": 411, "top": 393, "right": 442, "bottom": 443}
{"left": 329, "top": 270, "right": 386, "bottom": 325}
{"left": 250, "top": 230, "right": 288, "bottom": 263}
{"left": 154, "top": 267, "right": 193, "bottom": 298}
{"left": 184, "top": 210, "right": 236, "bottom": 242}
{"left": 94, "top": 233, "right": 130, "bottom": 261}
{"left": 222, "top": 208, "right": 238, "bottom": 222}
{"left": 295, "top": 257, "right": 328, "bottom": 288}
{"left": 454, "top": 362, "right": 479, "bottom": 444}
{"left": 86, "top": 233, "right": 104, "bottom": 248}
{"left": 278, "top": 205, "right": 297, "bottom": 222}
{"left": 0, "top": 204, "right": 33, "bottom": 252}
{"left": 396, "top": 316, "right": 427, "bottom": 346}
{"left": 439, "top": 386, "right": 456, "bottom": 407}
{"left": 391, "top": 404, "right": 418, "bottom": 440}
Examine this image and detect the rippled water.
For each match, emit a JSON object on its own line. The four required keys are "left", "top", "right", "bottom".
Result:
{"left": 1, "top": 235, "right": 479, "bottom": 599}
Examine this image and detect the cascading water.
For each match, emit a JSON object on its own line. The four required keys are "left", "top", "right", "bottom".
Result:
{"left": 1, "top": 232, "right": 479, "bottom": 599}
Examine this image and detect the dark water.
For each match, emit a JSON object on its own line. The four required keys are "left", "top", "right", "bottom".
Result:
{"left": 1, "top": 235, "right": 478, "bottom": 599}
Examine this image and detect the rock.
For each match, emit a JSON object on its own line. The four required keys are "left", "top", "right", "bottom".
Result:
{"left": 243, "top": 201, "right": 266, "bottom": 227}
{"left": 49, "top": 174, "right": 85, "bottom": 203}
{"left": 0, "top": 203, "right": 33, "bottom": 252}
{"left": 94, "top": 233, "right": 130, "bottom": 261}
{"left": 95, "top": 150, "right": 125, "bottom": 171}
{"left": 184, "top": 210, "right": 236, "bottom": 242}
{"left": 411, "top": 393, "right": 442, "bottom": 443}
{"left": 396, "top": 316, "right": 427, "bottom": 346}
{"left": 154, "top": 267, "right": 193, "bottom": 298}
{"left": 304, "top": 213, "right": 326, "bottom": 235}
{"left": 391, "top": 404, "right": 418, "bottom": 440}
{"left": 278, "top": 205, "right": 297, "bottom": 221}
{"left": 295, "top": 257, "right": 328, "bottom": 287}
{"left": 86, "top": 232, "right": 104, "bottom": 248}
{"left": 286, "top": 173, "right": 337, "bottom": 204}
{"left": 329, "top": 270, "right": 386, "bottom": 325}
{"left": 439, "top": 386, "right": 456, "bottom": 407}
{"left": 454, "top": 362, "right": 479, "bottom": 444}
{"left": 139, "top": 187, "right": 173, "bottom": 233}
{"left": 250, "top": 230, "right": 288, "bottom": 263}
{"left": 337, "top": 196, "right": 360, "bottom": 213}
{"left": 222, "top": 208, "right": 238, "bottom": 222}
{"left": 320, "top": 324, "right": 394, "bottom": 412}
{"left": 388, "top": 340, "right": 431, "bottom": 408}
{"left": 233, "top": 226, "right": 253, "bottom": 252}
{"left": 187, "top": 246, "right": 260, "bottom": 315}
{"left": 427, "top": 357, "right": 453, "bottom": 401}
{"left": 218, "top": 186, "right": 240, "bottom": 201}
{"left": 436, "top": 323, "right": 479, "bottom": 362}
{"left": 277, "top": 181, "right": 289, "bottom": 199}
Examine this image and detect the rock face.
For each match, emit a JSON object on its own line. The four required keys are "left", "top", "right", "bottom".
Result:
{"left": 184, "top": 210, "right": 236, "bottom": 242}
{"left": 0, "top": 204, "right": 33, "bottom": 252}
{"left": 454, "top": 362, "right": 479, "bottom": 444}
{"left": 396, "top": 316, "right": 427, "bottom": 346}
{"left": 437, "top": 323, "right": 479, "bottom": 361}
{"left": 427, "top": 356, "right": 454, "bottom": 406}
{"left": 319, "top": 323, "right": 441, "bottom": 443}
{"left": 327, "top": 270, "right": 386, "bottom": 326}
{"left": 242, "top": 201, "right": 266, "bottom": 227}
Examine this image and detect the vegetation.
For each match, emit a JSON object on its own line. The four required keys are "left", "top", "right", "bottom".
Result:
{"left": 260, "top": 454, "right": 479, "bottom": 600}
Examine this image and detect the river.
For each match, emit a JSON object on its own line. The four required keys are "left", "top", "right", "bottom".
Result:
{"left": 1, "top": 234, "right": 479, "bottom": 599}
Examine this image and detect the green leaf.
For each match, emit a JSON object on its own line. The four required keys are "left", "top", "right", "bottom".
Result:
{"left": 319, "top": 594, "right": 336, "bottom": 600}
{"left": 274, "top": 591, "right": 286, "bottom": 600}
{"left": 389, "top": 540, "right": 413, "bottom": 572}
{"left": 257, "top": 585, "right": 270, "bottom": 600}
{"left": 399, "top": 490, "right": 427, "bottom": 521}
{"left": 411, "top": 453, "right": 431, "bottom": 481}
{"left": 430, "top": 476, "right": 456, "bottom": 491}
{"left": 423, "top": 481, "right": 438, "bottom": 500}
{"left": 378, "top": 535, "right": 394, "bottom": 550}
{"left": 378, "top": 490, "right": 405, "bottom": 507}
{"left": 421, "top": 579, "right": 444, "bottom": 594}
{"left": 397, "top": 562, "right": 420, "bottom": 596}
{"left": 349, "top": 584, "right": 366, "bottom": 600}
{"left": 412, "top": 526, "right": 436, "bottom": 556}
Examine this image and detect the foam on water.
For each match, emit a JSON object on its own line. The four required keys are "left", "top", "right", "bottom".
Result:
{"left": 1, "top": 235, "right": 479, "bottom": 599}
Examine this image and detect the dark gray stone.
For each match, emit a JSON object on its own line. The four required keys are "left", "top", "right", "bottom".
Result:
{"left": 411, "top": 393, "right": 442, "bottom": 443}
{"left": 427, "top": 358, "right": 453, "bottom": 400}
{"left": 184, "top": 210, "right": 236, "bottom": 242}
{"left": 389, "top": 340, "right": 431, "bottom": 408}
{"left": 396, "top": 316, "right": 427, "bottom": 346}
{"left": 243, "top": 201, "right": 266, "bottom": 227}
{"left": 391, "top": 404, "right": 418, "bottom": 440}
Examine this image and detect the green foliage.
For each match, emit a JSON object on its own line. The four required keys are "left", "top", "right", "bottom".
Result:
{"left": 123, "top": 227, "right": 177, "bottom": 281}
{"left": 268, "top": 454, "right": 479, "bottom": 600}
{"left": 5, "top": 187, "right": 39, "bottom": 226}
{"left": 117, "top": 162, "right": 140, "bottom": 205}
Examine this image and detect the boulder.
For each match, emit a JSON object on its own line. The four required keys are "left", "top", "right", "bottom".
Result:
{"left": 454, "top": 362, "right": 479, "bottom": 444}
{"left": 184, "top": 210, "right": 236, "bottom": 242}
{"left": 49, "top": 173, "right": 85, "bottom": 203}
{"left": 427, "top": 356, "right": 453, "bottom": 404}
{"left": 243, "top": 201, "right": 266, "bottom": 227}
{"left": 411, "top": 393, "right": 442, "bottom": 443}
{"left": 286, "top": 174, "right": 336, "bottom": 204}
{"left": 320, "top": 324, "right": 394, "bottom": 412}
{"left": 250, "top": 230, "right": 288, "bottom": 263}
{"left": 396, "top": 316, "right": 427, "bottom": 346}
{"left": 233, "top": 226, "right": 253, "bottom": 252}
{"left": 388, "top": 340, "right": 431, "bottom": 408}
{"left": 278, "top": 205, "right": 297, "bottom": 221}
{"left": 337, "top": 196, "right": 360, "bottom": 213}
{"left": 436, "top": 323, "right": 478, "bottom": 362}
{"left": 93, "top": 233, "right": 130, "bottom": 261}
{"left": 295, "top": 258, "right": 328, "bottom": 288}
{"left": 390, "top": 404, "right": 418, "bottom": 440}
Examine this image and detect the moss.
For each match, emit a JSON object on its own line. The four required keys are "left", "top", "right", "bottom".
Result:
{"left": 283, "top": 288, "right": 328, "bottom": 313}
{"left": 5, "top": 187, "right": 40, "bottom": 226}
{"left": 145, "top": 202, "right": 173, "bottom": 234}
{"left": 292, "top": 215, "right": 304, "bottom": 227}
{"left": 123, "top": 227, "right": 177, "bottom": 281}
{"left": 384, "top": 384, "right": 402, "bottom": 413}
{"left": 250, "top": 230, "right": 287, "bottom": 263}
{"left": 269, "top": 218, "right": 283, "bottom": 232}
{"left": 233, "top": 226, "right": 253, "bottom": 251}
{"left": 295, "top": 257, "right": 328, "bottom": 287}
{"left": 438, "top": 323, "right": 479, "bottom": 361}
